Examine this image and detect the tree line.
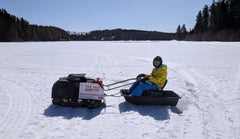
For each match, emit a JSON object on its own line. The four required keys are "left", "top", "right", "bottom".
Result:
{"left": 178, "top": 0, "right": 240, "bottom": 41}
{"left": 0, "top": 9, "right": 70, "bottom": 42}
{"left": 0, "top": 9, "right": 175, "bottom": 41}
{"left": 70, "top": 29, "right": 175, "bottom": 41}
{"left": 2, "top": 1, "right": 240, "bottom": 42}
{"left": 0, "top": 9, "right": 175, "bottom": 42}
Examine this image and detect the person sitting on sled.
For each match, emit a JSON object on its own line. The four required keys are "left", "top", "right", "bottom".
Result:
{"left": 128, "top": 56, "right": 167, "bottom": 96}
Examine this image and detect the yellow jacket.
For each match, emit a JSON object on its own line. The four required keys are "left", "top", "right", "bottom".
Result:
{"left": 145, "top": 64, "right": 167, "bottom": 88}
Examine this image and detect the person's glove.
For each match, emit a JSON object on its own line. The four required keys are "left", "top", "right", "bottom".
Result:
{"left": 140, "top": 77, "right": 149, "bottom": 82}
{"left": 136, "top": 73, "right": 145, "bottom": 80}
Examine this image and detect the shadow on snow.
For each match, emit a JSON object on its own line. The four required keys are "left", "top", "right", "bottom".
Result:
{"left": 119, "top": 101, "right": 182, "bottom": 121}
{"left": 43, "top": 104, "right": 104, "bottom": 120}
{"left": 43, "top": 102, "right": 182, "bottom": 121}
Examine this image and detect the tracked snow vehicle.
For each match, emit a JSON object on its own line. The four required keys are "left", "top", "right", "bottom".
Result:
{"left": 51, "top": 74, "right": 105, "bottom": 108}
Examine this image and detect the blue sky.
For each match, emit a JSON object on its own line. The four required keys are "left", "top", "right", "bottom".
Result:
{"left": 1, "top": 0, "right": 213, "bottom": 33}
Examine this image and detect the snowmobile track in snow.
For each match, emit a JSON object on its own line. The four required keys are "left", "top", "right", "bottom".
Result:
{"left": 0, "top": 78, "right": 32, "bottom": 138}
{"left": 169, "top": 62, "right": 237, "bottom": 138}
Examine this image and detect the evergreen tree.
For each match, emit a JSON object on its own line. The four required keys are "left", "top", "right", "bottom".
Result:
{"left": 209, "top": 1, "right": 218, "bottom": 30}
{"left": 229, "top": 0, "right": 240, "bottom": 28}
{"left": 202, "top": 5, "right": 209, "bottom": 31}
{"left": 215, "top": 0, "right": 228, "bottom": 29}
{"left": 176, "top": 25, "right": 182, "bottom": 40}
{"left": 194, "top": 10, "right": 203, "bottom": 32}
{"left": 176, "top": 24, "right": 188, "bottom": 40}
{"left": 176, "top": 25, "right": 181, "bottom": 34}
{"left": 181, "top": 24, "right": 187, "bottom": 34}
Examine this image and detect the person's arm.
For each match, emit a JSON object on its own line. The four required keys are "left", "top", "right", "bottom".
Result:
{"left": 144, "top": 68, "right": 154, "bottom": 77}
{"left": 148, "top": 66, "right": 167, "bottom": 87}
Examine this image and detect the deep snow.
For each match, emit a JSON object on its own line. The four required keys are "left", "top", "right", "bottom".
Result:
{"left": 0, "top": 41, "right": 240, "bottom": 139}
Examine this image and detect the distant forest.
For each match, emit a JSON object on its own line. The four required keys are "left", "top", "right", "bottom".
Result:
{"left": 70, "top": 29, "right": 175, "bottom": 41}
{"left": 179, "top": 0, "right": 240, "bottom": 41}
{"left": 1, "top": 0, "right": 240, "bottom": 42}
{"left": 0, "top": 9, "right": 70, "bottom": 41}
{"left": 0, "top": 9, "right": 174, "bottom": 42}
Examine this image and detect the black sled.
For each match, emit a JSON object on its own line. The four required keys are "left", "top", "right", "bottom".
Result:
{"left": 120, "top": 80, "right": 181, "bottom": 106}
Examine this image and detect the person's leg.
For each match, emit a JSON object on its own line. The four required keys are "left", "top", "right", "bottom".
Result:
{"left": 130, "top": 82, "right": 158, "bottom": 96}
{"left": 128, "top": 81, "right": 140, "bottom": 93}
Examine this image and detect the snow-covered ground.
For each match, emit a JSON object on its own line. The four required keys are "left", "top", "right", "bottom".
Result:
{"left": 0, "top": 41, "right": 240, "bottom": 139}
